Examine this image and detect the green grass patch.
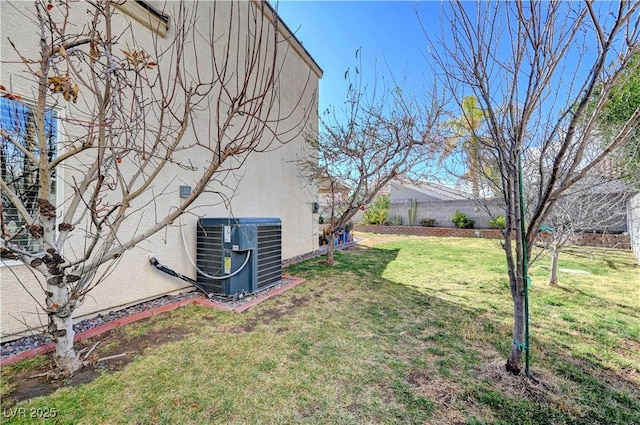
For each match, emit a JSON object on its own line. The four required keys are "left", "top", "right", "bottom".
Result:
{"left": 2, "top": 233, "right": 638, "bottom": 424}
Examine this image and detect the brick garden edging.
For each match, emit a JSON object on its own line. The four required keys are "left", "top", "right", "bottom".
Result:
{"left": 570, "top": 232, "right": 631, "bottom": 249}
{"left": 355, "top": 224, "right": 505, "bottom": 239}
{"left": 354, "top": 225, "right": 631, "bottom": 249}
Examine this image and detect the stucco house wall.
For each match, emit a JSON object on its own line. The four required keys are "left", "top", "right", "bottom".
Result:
{"left": 0, "top": 1, "right": 321, "bottom": 340}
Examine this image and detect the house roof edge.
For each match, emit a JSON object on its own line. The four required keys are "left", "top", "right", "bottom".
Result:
{"left": 260, "top": 0, "right": 323, "bottom": 79}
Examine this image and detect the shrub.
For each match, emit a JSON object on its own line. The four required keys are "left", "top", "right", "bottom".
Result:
{"left": 452, "top": 210, "right": 475, "bottom": 229}
{"left": 363, "top": 194, "right": 391, "bottom": 225}
{"left": 489, "top": 216, "right": 506, "bottom": 230}
{"left": 419, "top": 218, "right": 437, "bottom": 227}
{"left": 388, "top": 215, "right": 404, "bottom": 226}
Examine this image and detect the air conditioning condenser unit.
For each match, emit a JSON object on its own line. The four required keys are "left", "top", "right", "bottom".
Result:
{"left": 196, "top": 217, "right": 282, "bottom": 296}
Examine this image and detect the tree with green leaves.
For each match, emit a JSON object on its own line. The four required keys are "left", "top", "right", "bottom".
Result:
{"left": 447, "top": 96, "right": 485, "bottom": 197}
{"left": 596, "top": 54, "right": 640, "bottom": 186}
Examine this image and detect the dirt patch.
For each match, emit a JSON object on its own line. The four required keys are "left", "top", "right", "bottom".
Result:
{"left": 274, "top": 326, "right": 289, "bottom": 335}
{"left": 289, "top": 295, "right": 310, "bottom": 307}
{"left": 473, "top": 350, "right": 640, "bottom": 420}
{"left": 233, "top": 319, "right": 256, "bottom": 334}
{"left": 233, "top": 296, "right": 309, "bottom": 334}
{"left": 233, "top": 307, "right": 286, "bottom": 334}
{"left": 2, "top": 325, "right": 192, "bottom": 406}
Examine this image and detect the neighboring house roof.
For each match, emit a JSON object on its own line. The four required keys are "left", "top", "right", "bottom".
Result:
{"left": 584, "top": 175, "right": 637, "bottom": 195}
{"left": 317, "top": 177, "right": 350, "bottom": 215}
{"left": 388, "top": 179, "right": 473, "bottom": 202}
{"left": 318, "top": 176, "right": 350, "bottom": 194}
{"left": 558, "top": 175, "right": 638, "bottom": 199}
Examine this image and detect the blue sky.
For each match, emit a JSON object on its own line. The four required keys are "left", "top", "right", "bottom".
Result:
{"left": 275, "top": 1, "right": 441, "bottom": 115}
{"left": 273, "top": 1, "right": 633, "bottom": 188}
{"left": 275, "top": 1, "right": 616, "bottom": 122}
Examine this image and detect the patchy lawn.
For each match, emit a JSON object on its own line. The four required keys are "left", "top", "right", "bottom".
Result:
{"left": 1, "top": 233, "right": 638, "bottom": 424}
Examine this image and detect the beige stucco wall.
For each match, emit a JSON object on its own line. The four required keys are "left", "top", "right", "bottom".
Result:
{"left": 0, "top": 1, "right": 321, "bottom": 340}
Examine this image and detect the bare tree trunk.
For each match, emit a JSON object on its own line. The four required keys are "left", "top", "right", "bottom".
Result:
{"left": 47, "top": 284, "right": 80, "bottom": 373}
{"left": 506, "top": 274, "right": 526, "bottom": 375}
{"left": 325, "top": 230, "right": 336, "bottom": 264}
{"left": 548, "top": 246, "right": 560, "bottom": 286}
{"left": 505, "top": 163, "right": 527, "bottom": 375}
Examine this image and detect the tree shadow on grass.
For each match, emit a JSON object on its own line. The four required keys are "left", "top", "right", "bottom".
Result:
{"left": 1, "top": 242, "right": 638, "bottom": 425}
{"left": 291, "top": 242, "right": 640, "bottom": 425}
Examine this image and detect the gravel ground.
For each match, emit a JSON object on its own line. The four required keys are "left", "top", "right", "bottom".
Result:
{"left": 1, "top": 242, "right": 355, "bottom": 360}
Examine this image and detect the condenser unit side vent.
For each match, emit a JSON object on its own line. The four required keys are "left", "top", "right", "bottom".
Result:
{"left": 196, "top": 225, "right": 225, "bottom": 294}
{"left": 256, "top": 224, "right": 282, "bottom": 289}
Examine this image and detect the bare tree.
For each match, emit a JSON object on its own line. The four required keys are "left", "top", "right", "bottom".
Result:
{"left": 536, "top": 174, "right": 633, "bottom": 285}
{"left": 426, "top": 0, "right": 640, "bottom": 374}
{"left": 304, "top": 63, "right": 446, "bottom": 264}
{"left": 0, "top": 0, "right": 315, "bottom": 374}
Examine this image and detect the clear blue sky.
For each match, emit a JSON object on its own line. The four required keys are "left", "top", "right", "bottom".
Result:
{"left": 274, "top": 1, "right": 612, "bottom": 121}
{"left": 274, "top": 1, "right": 442, "bottom": 115}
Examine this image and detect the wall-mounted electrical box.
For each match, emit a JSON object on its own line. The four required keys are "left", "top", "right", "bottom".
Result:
{"left": 179, "top": 185, "right": 192, "bottom": 198}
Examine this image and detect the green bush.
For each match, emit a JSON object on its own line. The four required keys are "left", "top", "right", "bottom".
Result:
{"left": 451, "top": 210, "right": 475, "bottom": 229}
{"left": 363, "top": 194, "right": 391, "bottom": 225}
{"left": 419, "top": 218, "right": 437, "bottom": 227}
{"left": 388, "top": 215, "right": 404, "bottom": 226}
{"left": 489, "top": 216, "right": 506, "bottom": 230}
